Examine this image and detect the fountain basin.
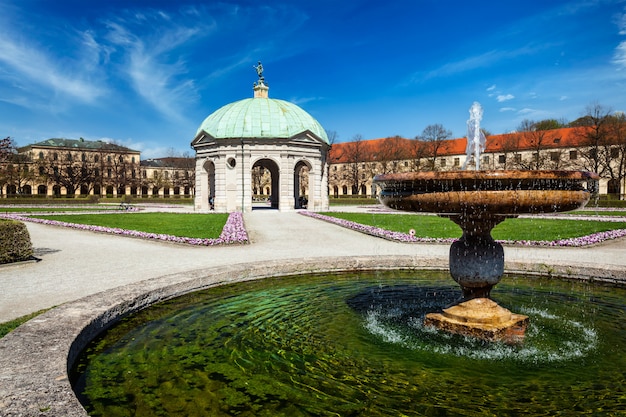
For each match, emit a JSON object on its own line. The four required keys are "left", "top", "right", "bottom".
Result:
{"left": 374, "top": 170, "right": 599, "bottom": 215}
{"left": 373, "top": 169, "right": 599, "bottom": 342}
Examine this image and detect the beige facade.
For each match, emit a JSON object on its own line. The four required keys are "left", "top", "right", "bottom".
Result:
{"left": 1, "top": 139, "right": 194, "bottom": 198}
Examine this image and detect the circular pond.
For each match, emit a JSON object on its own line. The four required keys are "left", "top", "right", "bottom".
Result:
{"left": 71, "top": 270, "right": 626, "bottom": 416}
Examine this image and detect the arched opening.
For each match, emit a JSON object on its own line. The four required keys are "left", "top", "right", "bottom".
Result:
{"left": 202, "top": 160, "right": 216, "bottom": 210}
{"left": 294, "top": 160, "right": 311, "bottom": 209}
{"left": 37, "top": 185, "right": 47, "bottom": 195}
{"left": 607, "top": 179, "right": 620, "bottom": 198}
{"left": 22, "top": 185, "right": 32, "bottom": 195}
{"left": 252, "top": 158, "right": 279, "bottom": 210}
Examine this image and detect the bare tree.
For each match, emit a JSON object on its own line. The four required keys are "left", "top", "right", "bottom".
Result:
{"left": 37, "top": 150, "right": 97, "bottom": 196}
{"left": 573, "top": 102, "right": 613, "bottom": 176}
{"left": 512, "top": 119, "right": 560, "bottom": 170}
{"left": 418, "top": 124, "right": 452, "bottom": 170}
{"left": 375, "top": 136, "right": 409, "bottom": 174}
{"left": 342, "top": 134, "right": 369, "bottom": 195}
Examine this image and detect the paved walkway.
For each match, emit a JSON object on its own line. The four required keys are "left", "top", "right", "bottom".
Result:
{"left": 1, "top": 206, "right": 626, "bottom": 322}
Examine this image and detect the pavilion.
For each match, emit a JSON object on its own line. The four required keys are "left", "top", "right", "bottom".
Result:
{"left": 191, "top": 64, "right": 330, "bottom": 212}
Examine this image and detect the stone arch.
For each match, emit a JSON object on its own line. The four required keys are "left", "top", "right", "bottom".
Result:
{"left": 294, "top": 159, "right": 312, "bottom": 209}
{"left": 202, "top": 159, "right": 216, "bottom": 210}
{"left": 252, "top": 158, "right": 279, "bottom": 209}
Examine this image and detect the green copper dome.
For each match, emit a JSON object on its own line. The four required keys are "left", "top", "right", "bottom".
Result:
{"left": 196, "top": 97, "right": 329, "bottom": 144}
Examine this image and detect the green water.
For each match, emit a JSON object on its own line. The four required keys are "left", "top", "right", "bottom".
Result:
{"left": 72, "top": 271, "right": 626, "bottom": 416}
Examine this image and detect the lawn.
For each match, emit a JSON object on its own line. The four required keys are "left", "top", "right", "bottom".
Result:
{"left": 0, "top": 207, "right": 118, "bottom": 213}
{"left": 320, "top": 212, "right": 626, "bottom": 241}
{"left": 30, "top": 213, "right": 229, "bottom": 239}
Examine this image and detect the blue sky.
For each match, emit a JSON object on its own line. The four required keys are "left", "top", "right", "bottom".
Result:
{"left": 1, "top": 0, "right": 625, "bottom": 158}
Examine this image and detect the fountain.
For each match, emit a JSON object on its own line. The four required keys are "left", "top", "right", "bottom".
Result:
{"left": 373, "top": 102, "right": 599, "bottom": 343}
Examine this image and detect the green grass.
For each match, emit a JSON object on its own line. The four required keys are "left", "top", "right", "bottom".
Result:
{"left": 574, "top": 210, "right": 626, "bottom": 217}
{"left": 30, "top": 213, "right": 229, "bottom": 239}
{"left": 321, "top": 212, "right": 626, "bottom": 241}
{"left": 0, "top": 207, "right": 118, "bottom": 213}
{"left": 0, "top": 308, "right": 52, "bottom": 339}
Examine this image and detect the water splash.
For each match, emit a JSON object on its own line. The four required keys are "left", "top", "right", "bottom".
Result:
{"left": 462, "top": 101, "right": 487, "bottom": 170}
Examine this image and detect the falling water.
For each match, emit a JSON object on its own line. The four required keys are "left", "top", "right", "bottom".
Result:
{"left": 462, "top": 102, "right": 487, "bottom": 170}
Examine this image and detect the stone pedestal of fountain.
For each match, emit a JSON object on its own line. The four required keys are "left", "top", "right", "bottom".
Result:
{"left": 373, "top": 170, "right": 598, "bottom": 344}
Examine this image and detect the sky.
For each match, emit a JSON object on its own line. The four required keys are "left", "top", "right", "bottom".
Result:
{"left": 1, "top": 0, "right": 626, "bottom": 158}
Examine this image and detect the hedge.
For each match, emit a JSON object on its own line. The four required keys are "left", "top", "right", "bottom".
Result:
{"left": 0, "top": 219, "right": 33, "bottom": 264}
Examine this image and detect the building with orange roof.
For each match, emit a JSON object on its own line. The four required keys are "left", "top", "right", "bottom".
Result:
{"left": 328, "top": 126, "right": 624, "bottom": 199}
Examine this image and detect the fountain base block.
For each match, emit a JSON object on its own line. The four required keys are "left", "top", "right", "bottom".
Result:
{"left": 424, "top": 298, "right": 528, "bottom": 344}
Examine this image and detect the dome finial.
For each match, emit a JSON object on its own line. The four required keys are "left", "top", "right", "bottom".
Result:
{"left": 252, "top": 61, "right": 269, "bottom": 98}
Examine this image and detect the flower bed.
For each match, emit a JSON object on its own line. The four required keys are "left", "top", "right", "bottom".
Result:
{"left": 300, "top": 211, "right": 626, "bottom": 247}
{"left": 0, "top": 212, "right": 249, "bottom": 246}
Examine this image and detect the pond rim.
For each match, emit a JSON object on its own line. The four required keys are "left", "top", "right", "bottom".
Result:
{"left": 0, "top": 255, "right": 624, "bottom": 416}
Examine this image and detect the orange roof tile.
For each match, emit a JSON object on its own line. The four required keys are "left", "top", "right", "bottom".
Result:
{"left": 329, "top": 127, "right": 594, "bottom": 163}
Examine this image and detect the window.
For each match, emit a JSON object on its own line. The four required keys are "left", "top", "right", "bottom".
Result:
{"left": 39, "top": 166, "right": 45, "bottom": 175}
{"left": 611, "top": 147, "right": 620, "bottom": 158}
{"left": 569, "top": 150, "right": 578, "bottom": 160}
{"left": 119, "top": 156, "right": 124, "bottom": 163}
{"left": 404, "top": 161, "right": 408, "bottom": 167}
{"left": 440, "top": 158, "right": 447, "bottom": 167}
{"left": 482, "top": 156, "right": 489, "bottom": 165}
{"left": 333, "top": 166, "right": 337, "bottom": 171}
{"left": 81, "top": 153, "right": 86, "bottom": 162}
{"left": 142, "top": 170, "right": 147, "bottom": 179}
{"left": 132, "top": 157, "right": 136, "bottom": 163}
{"left": 107, "top": 156, "right": 112, "bottom": 163}
{"left": 95, "top": 168, "right": 99, "bottom": 177}
{"left": 164, "top": 171, "right": 169, "bottom": 179}
{"left": 132, "top": 169, "right": 136, "bottom": 179}
{"left": 550, "top": 152, "right": 560, "bottom": 162}
{"left": 95, "top": 155, "right": 99, "bottom": 163}
{"left": 107, "top": 168, "right": 112, "bottom": 178}
{"left": 66, "top": 153, "right": 72, "bottom": 161}
{"left": 39, "top": 152, "right": 44, "bottom": 160}
{"left": 454, "top": 158, "right": 460, "bottom": 167}
{"left": 514, "top": 154, "right": 521, "bottom": 163}
{"left": 498, "top": 155, "right": 506, "bottom": 164}
{"left": 53, "top": 152, "right": 58, "bottom": 161}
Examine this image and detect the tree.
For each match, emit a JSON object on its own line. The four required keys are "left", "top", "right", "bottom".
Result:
{"left": 508, "top": 119, "right": 556, "bottom": 170}
{"left": 37, "top": 150, "right": 96, "bottom": 196}
{"left": 534, "top": 118, "right": 568, "bottom": 131}
{"left": 375, "top": 136, "right": 409, "bottom": 174}
{"left": 418, "top": 124, "right": 452, "bottom": 170}
{"left": 573, "top": 102, "right": 613, "bottom": 176}
{"left": 603, "top": 112, "right": 626, "bottom": 196}
{"left": 342, "top": 134, "right": 369, "bottom": 195}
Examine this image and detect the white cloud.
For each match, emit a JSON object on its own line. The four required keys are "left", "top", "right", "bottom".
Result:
{"left": 560, "top": 95, "right": 569, "bottom": 101}
{"left": 487, "top": 84, "right": 496, "bottom": 91}
{"left": 0, "top": 32, "right": 105, "bottom": 104}
{"left": 499, "top": 107, "right": 516, "bottom": 112}
{"left": 616, "top": 7, "right": 626, "bottom": 35}
{"left": 104, "top": 12, "right": 207, "bottom": 121}
{"left": 497, "top": 94, "right": 515, "bottom": 102}
{"left": 613, "top": 41, "right": 626, "bottom": 70}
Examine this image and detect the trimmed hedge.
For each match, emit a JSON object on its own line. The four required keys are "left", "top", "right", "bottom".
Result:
{"left": 0, "top": 219, "right": 33, "bottom": 264}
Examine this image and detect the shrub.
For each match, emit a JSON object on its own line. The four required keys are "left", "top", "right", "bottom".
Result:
{"left": 0, "top": 219, "right": 33, "bottom": 264}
